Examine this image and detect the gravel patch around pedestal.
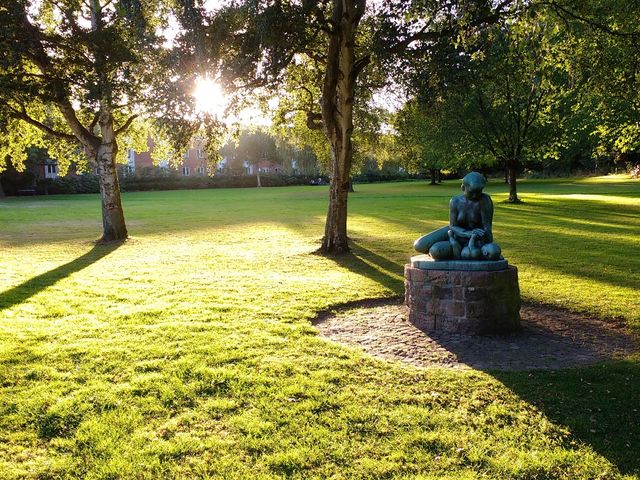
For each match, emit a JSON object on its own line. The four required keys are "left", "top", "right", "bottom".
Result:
{"left": 314, "top": 298, "right": 638, "bottom": 371}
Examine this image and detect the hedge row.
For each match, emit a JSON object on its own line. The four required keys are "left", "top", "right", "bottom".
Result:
{"left": 31, "top": 172, "right": 425, "bottom": 195}
{"left": 33, "top": 174, "right": 327, "bottom": 195}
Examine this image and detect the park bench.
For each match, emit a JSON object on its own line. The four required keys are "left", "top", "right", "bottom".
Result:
{"left": 16, "top": 189, "right": 36, "bottom": 196}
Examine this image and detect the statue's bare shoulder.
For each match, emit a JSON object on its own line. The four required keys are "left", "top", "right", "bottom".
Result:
{"left": 479, "top": 192, "right": 493, "bottom": 207}
{"left": 450, "top": 194, "right": 465, "bottom": 208}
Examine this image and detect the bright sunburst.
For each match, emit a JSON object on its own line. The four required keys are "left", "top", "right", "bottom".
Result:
{"left": 193, "top": 77, "right": 227, "bottom": 117}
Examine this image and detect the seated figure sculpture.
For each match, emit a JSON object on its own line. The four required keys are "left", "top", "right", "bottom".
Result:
{"left": 414, "top": 172, "right": 502, "bottom": 261}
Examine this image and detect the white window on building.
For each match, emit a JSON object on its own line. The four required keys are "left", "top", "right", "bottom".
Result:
{"left": 197, "top": 149, "right": 205, "bottom": 159}
{"left": 196, "top": 166, "right": 205, "bottom": 175}
{"left": 182, "top": 167, "right": 190, "bottom": 176}
{"left": 45, "top": 163, "right": 58, "bottom": 179}
{"left": 183, "top": 150, "right": 190, "bottom": 159}
{"left": 127, "top": 149, "right": 136, "bottom": 173}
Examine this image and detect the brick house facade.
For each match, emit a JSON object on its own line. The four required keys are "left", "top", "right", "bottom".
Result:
{"left": 125, "top": 137, "right": 210, "bottom": 176}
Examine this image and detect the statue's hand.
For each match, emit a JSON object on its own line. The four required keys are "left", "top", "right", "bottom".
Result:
{"left": 472, "top": 228, "right": 485, "bottom": 238}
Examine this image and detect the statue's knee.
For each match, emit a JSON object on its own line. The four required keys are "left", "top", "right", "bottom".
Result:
{"left": 461, "top": 246, "right": 472, "bottom": 259}
{"left": 414, "top": 235, "right": 433, "bottom": 253}
{"left": 429, "top": 241, "right": 452, "bottom": 260}
{"left": 481, "top": 243, "right": 502, "bottom": 260}
{"left": 414, "top": 226, "right": 449, "bottom": 253}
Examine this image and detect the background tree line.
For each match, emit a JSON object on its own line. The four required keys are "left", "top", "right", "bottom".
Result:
{"left": 393, "top": 0, "right": 640, "bottom": 202}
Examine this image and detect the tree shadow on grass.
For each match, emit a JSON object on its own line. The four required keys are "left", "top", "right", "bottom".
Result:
{"left": 0, "top": 241, "right": 122, "bottom": 311}
{"left": 493, "top": 360, "right": 640, "bottom": 476}
{"left": 322, "top": 240, "right": 405, "bottom": 294}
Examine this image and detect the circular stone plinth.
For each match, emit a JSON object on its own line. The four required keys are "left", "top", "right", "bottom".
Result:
{"left": 405, "top": 263, "right": 521, "bottom": 334}
{"left": 314, "top": 299, "right": 637, "bottom": 370}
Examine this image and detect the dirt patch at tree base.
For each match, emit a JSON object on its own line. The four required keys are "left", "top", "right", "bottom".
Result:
{"left": 314, "top": 298, "right": 637, "bottom": 371}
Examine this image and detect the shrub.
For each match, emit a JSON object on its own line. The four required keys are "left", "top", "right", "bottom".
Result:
{"left": 36, "top": 175, "right": 100, "bottom": 195}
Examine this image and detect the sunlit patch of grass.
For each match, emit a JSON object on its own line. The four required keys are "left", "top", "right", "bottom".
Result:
{"left": 542, "top": 193, "right": 640, "bottom": 206}
{"left": 0, "top": 177, "right": 639, "bottom": 478}
{"left": 577, "top": 174, "right": 635, "bottom": 183}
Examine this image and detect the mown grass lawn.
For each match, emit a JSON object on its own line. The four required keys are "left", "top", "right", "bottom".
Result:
{"left": 0, "top": 176, "right": 639, "bottom": 479}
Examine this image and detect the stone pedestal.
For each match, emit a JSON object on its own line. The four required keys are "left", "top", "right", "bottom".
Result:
{"left": 405, "top": 256, "right": 521, "bottom": 335}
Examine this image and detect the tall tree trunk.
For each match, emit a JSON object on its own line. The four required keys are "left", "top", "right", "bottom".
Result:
{"left": 319, "top": 0, "right": 366, "bottom": 255}
{"left": 0, "top": 180, "right": 5, "bottom": 198}
{"left": 96, "top": 110, "right": 127, "bottom": 242}
{"left": 90, "top": 1, "right": 126, "bottom": 242}
{"left": 430, "top": 168, "right": 437, "bottom": 185}
{"left": 323, "top": 146, "right": 351, "bottom": 253}
{"left": 506, "top": 161, "right": 520, "bottom": 203}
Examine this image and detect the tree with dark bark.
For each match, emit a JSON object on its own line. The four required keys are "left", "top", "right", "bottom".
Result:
{"left": 0, "top": 0, "right": 170, "bottom": 241}
{"left": 395, "top": 99, "right": 462, "bottom": 185}
{"left": 436, "top": 8, "right": 565, "bottom": 203}
{"left": 175, "top": 0, "right": 515, "bottom": 254}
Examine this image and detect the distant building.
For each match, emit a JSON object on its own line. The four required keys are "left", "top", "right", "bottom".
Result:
{"left": 125, "top": 137, "right": 209, "bottom": 176}
{"left": 16, "top": 136, "right": 297, "bottom": 184}
{"left": 245, "top": 160, "right": 283, "bottom": 175}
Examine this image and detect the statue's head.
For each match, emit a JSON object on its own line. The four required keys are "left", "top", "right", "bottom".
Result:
{"left": 461, "top": 172, "right": 486, "bottom": 201}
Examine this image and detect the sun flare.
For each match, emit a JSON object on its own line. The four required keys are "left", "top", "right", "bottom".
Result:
{"left": 193, "top": 77, "right": 227, "bottom": 117}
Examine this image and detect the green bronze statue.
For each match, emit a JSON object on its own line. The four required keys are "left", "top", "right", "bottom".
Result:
{"left": 414, "top": 172, "right": 502, "bottom": 261}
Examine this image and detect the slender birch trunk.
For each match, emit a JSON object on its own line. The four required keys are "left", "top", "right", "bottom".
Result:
{"left": 11, "top": 0, "right": 129, "bottom": 241}
{"left": 90, "top": 1, "right": 128, "bottom": 242}
{"left": 95, "top": 109, "right": 127, "bottom": 241}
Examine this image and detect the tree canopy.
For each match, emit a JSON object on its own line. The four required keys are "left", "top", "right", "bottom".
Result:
{"left": 0, "top": 0, "right": 175, "bottom": 240}
{"left": 171, "top": 0, "right": 517, "bottom": 253}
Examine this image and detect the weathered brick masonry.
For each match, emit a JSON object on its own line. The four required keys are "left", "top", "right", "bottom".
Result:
{"left": 404, "top": 265, "right": 521, "bottom": 334}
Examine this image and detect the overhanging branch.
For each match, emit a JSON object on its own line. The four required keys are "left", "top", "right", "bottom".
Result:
{"left": 3, "top": 102, "right": 76, "bottom": 141}
{"left": 89, "top": 112, "right": 100, "bottom": 132}
{"left": 353, "top": 55, "right": 370, "bottom": 78}
{"left": 114, "top": 114, "right": 138, "bottom": 135}
{"left": 543, "top": 1, "right": 639, "bottom": 38}
{"left": 306, "top": 111, "right": 323, "bottom": 130}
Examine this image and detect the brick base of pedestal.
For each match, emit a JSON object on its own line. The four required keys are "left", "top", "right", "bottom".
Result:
{"left": 404, "top": 265, "right": 521, "bottom": 334}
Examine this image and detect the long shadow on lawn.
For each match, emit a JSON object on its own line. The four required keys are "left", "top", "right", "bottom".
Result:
{"left": 494, "top": 361, "right": 640, "bottom": 476}
{"left": 325, "top": 241, "right": 404, "bottom": 294}
{"left": 0, "top": 241, "right": 122, "bottom": 311}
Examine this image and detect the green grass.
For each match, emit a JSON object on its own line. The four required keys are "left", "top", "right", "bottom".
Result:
{"left": 0, "top": 176, "right": 639, "bottom": 479}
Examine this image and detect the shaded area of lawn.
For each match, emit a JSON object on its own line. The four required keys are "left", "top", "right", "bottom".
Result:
{"left": 324, "top": 241, "right": 405, "bottom": 295}
{"left": 494, "top": 360, "right": 640, "bottom": 476}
